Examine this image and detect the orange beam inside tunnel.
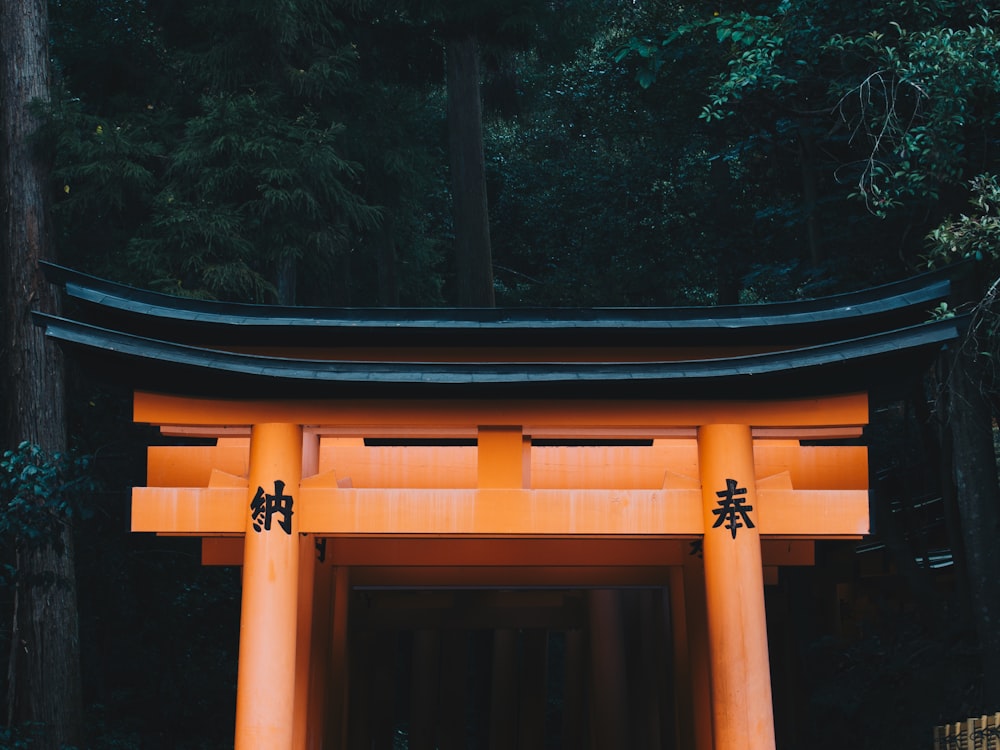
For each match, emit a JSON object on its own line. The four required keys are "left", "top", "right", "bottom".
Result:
{"left": 198, "top": 536, "right": 816, "bottom": 572}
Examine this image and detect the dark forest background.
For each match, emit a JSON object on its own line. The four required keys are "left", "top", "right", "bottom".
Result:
{"left": 5, "top": 1, "right": 1000, "bottom": 747}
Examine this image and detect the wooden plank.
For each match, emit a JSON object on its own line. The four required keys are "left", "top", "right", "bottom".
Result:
{"left": 330, "top": 537, "right": 688, "bottom": 567}
{"left": 147, "top": 444, "right": 249, "bottom": 487}
{"left": 151, "top": 441, "right": 865, "bottom": 493}
{"left": 141, "top": 485, "right": 866, "bottom": 537}
{"left": 319, "top": 445, "right": 476, "bottom": 488}
{"left": 200, "top": 537, "right": 813, "bottom": 569}
{"left": 756, "top": 489, "right": 869, "bottom": 537}
{"left": 753, "top": 445, "right": 867, "bottom": 490}
{"left": 532, "top": 445, "right": 697, "bottom": 490}
{"left": 298, "top": 488, "right": 704, "bottom": 536}
{"left": 361, "top": 443, "right": 835, "bottom": 493}
{"left": 203, "top": 536, "right": 243, "bottom": 565}
{"left": 349, "top": 566, "right": 675, "bottom": 588}
{"left": 132, "top": 487, "right": 245, "bottom": 532}
{"left": 134, "top": 392, "right": 868, "bottom": 432}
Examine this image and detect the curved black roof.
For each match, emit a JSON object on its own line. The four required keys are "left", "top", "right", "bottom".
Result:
{"left": 37, "top": 311, "right": 962, "bottom": 399}
{"left": 42, "top": 262, "right": 955, "bottom": 348}
{"left": 35, "top": 263, "right": 963, "bottom": 400}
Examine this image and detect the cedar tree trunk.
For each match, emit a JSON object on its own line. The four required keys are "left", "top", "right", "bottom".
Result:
{"left": 946, "top": 337, "right": 1000, "bottom": 709}
{"left": 942, "top": 270, "right": 1000, "bottom": 708}
{"left": 276, "top": 253, "right": 297, "bottom": 305}
{"left": 1, "top": 0, "right": 84, "bottom": 745}
{"left": 446, "top": 34, "right": 495, "bottom": 308}
{"left": 375, "top": 219, "right": 399, "bottom": 307}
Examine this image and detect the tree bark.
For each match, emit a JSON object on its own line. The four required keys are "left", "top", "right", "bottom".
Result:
{"left": 375, "top": 219, "right": 399, "bottom": 307}
{"left": 446, "top": 34, "right": 495, "bottom": 308}
{"left": 945, "top": 333, "right": 1000, "bottom": 709}
{"left": 276, "top": 253, "right": 297, "bottom": 305}
{"left": 1, "top": 0, "right": 83, "bottom": 745}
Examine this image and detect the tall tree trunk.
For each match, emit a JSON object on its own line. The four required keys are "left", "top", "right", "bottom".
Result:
{"left": 1, "top": 0, "right": 83, "bottom": 746}
{"left": 276, "top": 253, "right": 297, "bottom": 305}
{"left": 446, "top": 34, "right": 495, "bottom": 308}
{"left": 943, "top": 285, "right": 1000, "bottom": 707}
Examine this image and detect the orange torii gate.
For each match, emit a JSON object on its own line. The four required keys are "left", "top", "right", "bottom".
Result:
{"left": 37, "top": 264, "right": 962, "bottom": 750}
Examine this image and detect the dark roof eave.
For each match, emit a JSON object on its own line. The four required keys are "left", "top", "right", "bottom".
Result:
{"left": 42, "top": 262, "right": 957, "bottom": 347}
{"left": 35, "top": 312, "right": 965, "bottom": 400}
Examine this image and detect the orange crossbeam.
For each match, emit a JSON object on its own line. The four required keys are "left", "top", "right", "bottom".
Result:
{"left": 147, "top": 442, "right": 867, "bottom": 491}
{"left": 300, "top": 488, "right": 704, "bottom": 535}
{"left": 134, "top": 486, "right": 868, "bottom": 536}
{"left": 200, "top": 537, "right": 815, "bottom": 568}
{"left": 147, "top": 441, "right": 250, "bottom": 487}
{"left": 132, "top": 487, "right": 246, "bottom": 533}
{"left": 134, "top": 392, "right": 868, "bottom": 433}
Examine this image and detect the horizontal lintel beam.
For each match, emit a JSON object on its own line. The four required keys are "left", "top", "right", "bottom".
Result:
{"left": 200, "top": 536, "right": 814, "bottom": 568}
{"left": 135, "top": 392, "right": 868, "bottom": 431}
{"left": 147, "top": 443, "right": 867, "bottom": 491}
{"left": 135, "top": 487, "right": 868, "bottom": 537}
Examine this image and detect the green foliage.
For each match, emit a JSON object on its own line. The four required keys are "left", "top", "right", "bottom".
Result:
{"left": 926, "top": 173, "right": 1000, "bottom": 267}
{"left": 47, "top": 0, "right": 454, "bottom": 304}
{"left": 629, "top": 3, "right": 1000, "bottom": 215}
{"left": 827, "top": 15, "right": 1000, "bottom": 215}
{"left": 0, "top": 442, "right": 95, "bottom": 556}
{"left": 699, "top": 13, "right": 794, "bottom": 122}
{"left": 488, "top": 4, "right": 739, "bottom": 306}
{"left": 612, "top": 0, "right": 1000, "bottom": 293}
{"left": 129, "top": 90, "right": 380, "bottom": 300}
{"left": 0, "top": 723, "right": 36, "bottom": 749}
{"left": 49, "top": 101, "right": 172, "bottom": 279}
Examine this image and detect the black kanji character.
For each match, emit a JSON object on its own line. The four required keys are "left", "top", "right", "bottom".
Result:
{"left": 250, "top": 479, "right": 294, "bottom": 534}
{"left": 711, "top": 478, "right": 755, "bottom": 539}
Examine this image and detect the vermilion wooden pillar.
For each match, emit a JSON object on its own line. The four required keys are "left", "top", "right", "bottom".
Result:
{"left": 293, "top": 432, "right": 319, "bottom": 750}
{"left": 410, "top": 629, "right": 441, "bottom": 750}
{"left": 235, "top": 423, "right": 303, "bottom": 749}
{"left": 588, "top": 589, "right": 629, "bottom": 748}
{"left": 518, "top": 629, "right": 548, "bottom": 750}
{"left": 306, "top": 560, "right": 333, "bottom": 749}
{"left": 480, "top": 425, "right": 528, "bottom": 750}
{"left": 682, "top": 557, "right": 714, "bottom": 750}
{"left": 489, "top": 629, "right": 517, "bottom": 750}
{"left": 562, "top": 629, "right": 587, "bottom": 748}
{"left": 325, "top": 565, "right": 351, "bottom": 749}
{"left": 440, "top": 630, "right": 470, "bottom": 750}
{"left": 697, "top": 423, "right": 776, "bottom": 750}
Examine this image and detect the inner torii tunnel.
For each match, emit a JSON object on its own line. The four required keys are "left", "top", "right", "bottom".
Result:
{"left": 36, "top": 263, "right": 963, "bottom": 750}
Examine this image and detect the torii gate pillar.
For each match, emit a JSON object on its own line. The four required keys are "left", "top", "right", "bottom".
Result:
{"left": 698, "top": 423, "right": 776, "bottom": 750}
{"left": 235, "top": 423, "right": 303, "bottom": 750}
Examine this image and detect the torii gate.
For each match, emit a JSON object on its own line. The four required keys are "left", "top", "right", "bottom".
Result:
{"left": 37, "top": 264, "right": 961, "bottom": 750}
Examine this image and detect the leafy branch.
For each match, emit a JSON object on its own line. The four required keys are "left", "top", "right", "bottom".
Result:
{"left": 0, "top": 442, "right": 95, "bottom": 556}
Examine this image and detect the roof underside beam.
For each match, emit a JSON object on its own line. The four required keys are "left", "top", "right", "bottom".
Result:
{"left": 133, "top": 391, "right": 869, "bottom": 430}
